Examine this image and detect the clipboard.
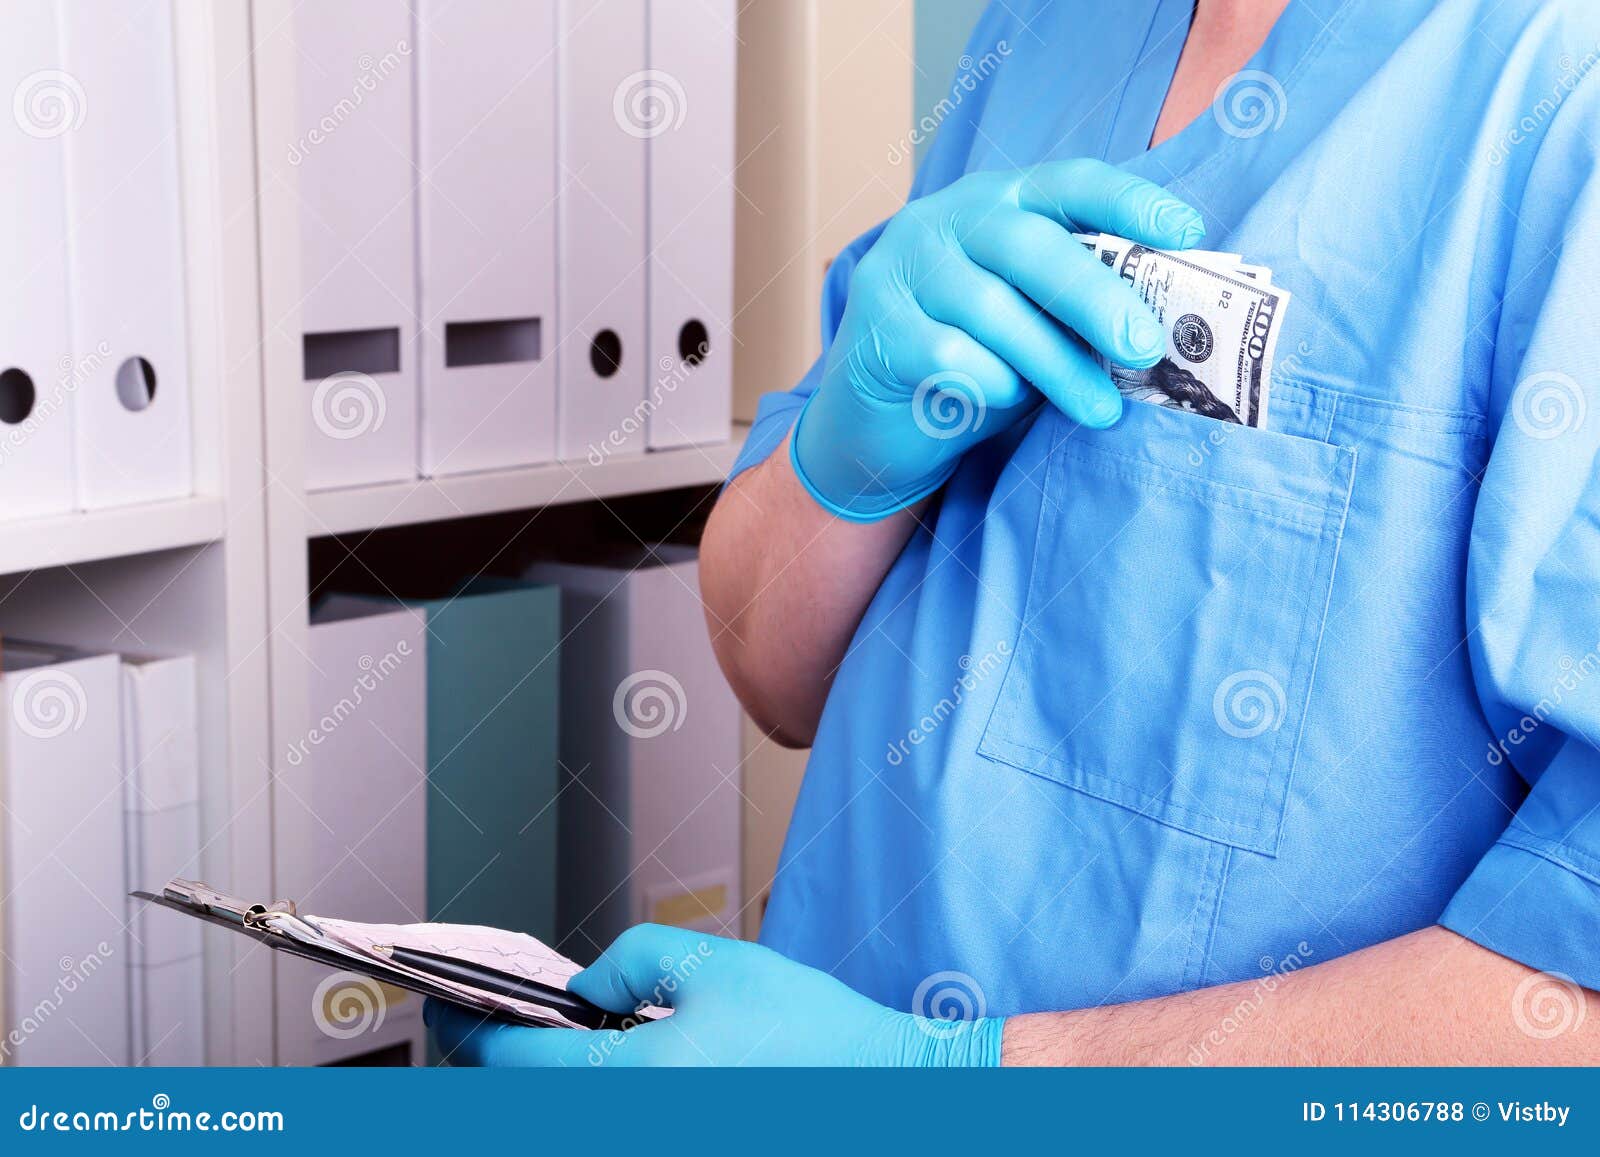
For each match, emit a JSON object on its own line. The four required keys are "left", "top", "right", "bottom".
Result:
{"left": 134, "top": 879, "right": 641, "bottom": 1032}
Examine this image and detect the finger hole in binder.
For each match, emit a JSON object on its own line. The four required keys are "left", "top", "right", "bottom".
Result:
{"left": 444, "top": 317, "right": 542, "bottom": 369}
{"left": 0, "top": 368, "right": 36, "bottom": 424}
{"left": 115, "top": 356, "right": 157, "bottom": 412}
{"left": 677, "top": 319, "right": 710, "bottom": 368}
{"left": 302, "top": 328, "right": 402, "bottom": 380}
{"left": 590, "top": 329, "right": 623, "bottom": 379}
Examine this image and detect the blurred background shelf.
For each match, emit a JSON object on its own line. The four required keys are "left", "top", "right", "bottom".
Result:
{"left": 304, "top": 425, "right": 748, "bottom": 537}
{"left": 0, "top": 0, "right": 951, "bottom": 1066}
{"left": 0, "top": 496, "right": 227, "bottom": 576}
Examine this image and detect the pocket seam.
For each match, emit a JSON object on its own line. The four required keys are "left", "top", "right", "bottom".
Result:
{"left": 1275, "top": 374, "right": 1490, "bottom": 439}
{"left": 1056, "top": 438, "right": 1352, "bottom": 528}
{"left": 979, "top": 729, "right": 1281, "bottom": 850}
{"left": 1259, "top": 450, "right": 1356, "bottom": 851}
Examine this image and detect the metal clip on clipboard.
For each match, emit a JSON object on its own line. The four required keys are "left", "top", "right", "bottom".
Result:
{"left": 161, "top": 879, "right": 324, "bottom": 942}
{"left": 136, "top": 878, "right": 638, "bottom": 1031}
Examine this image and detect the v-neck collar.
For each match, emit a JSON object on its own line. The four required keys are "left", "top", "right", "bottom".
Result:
{"left": 1109, "top": 0, "right": 1340, "bottom": 186}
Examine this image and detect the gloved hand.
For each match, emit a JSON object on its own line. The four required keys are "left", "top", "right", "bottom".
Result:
{"left": 426, "top": 924, "right": 1002, "bottom": 1067}
{"left": 791, "top": 158, "right": 1206, "bottom": 520}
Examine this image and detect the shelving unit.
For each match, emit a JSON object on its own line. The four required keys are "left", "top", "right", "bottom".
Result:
{"left": 0, "top": 3, "right": 277, "bottom": 1068}
{"left": 0, "top": 1, "right": 747, "bottom": 1068}
{"left": 251, "top": 1, "right": 744, "bottom": 1065}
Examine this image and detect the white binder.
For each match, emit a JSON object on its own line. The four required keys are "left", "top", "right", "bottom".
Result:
{"left": 59, "top": 0, "right": 194, "bottom": 509}
{"left": 557, "top": 0, "right": 649, "bottom": 463}
{"left": 0, "top": 0, "right": 76, "bottom": 520}
{"left": 295, "top": 0, "right": 419, "bottom": 490}
{"left": 274, "top": 601, "right": 427, "bottom": 1065}
{"left": 415, "top": 0, "right": 559, "bottom": 475}
{"left": 525, "top": 547, "right": 743, "bottom": 952}
{"left": 121, "top": 654, "right": 204, "bottom": 1066}
{"left": 1, "top": 645, "right": 128, "bottom": 1066}
{"left": 645, "top": 0, "right": 736, "bottom": 450}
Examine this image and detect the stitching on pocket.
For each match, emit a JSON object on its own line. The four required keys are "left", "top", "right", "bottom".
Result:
{"left": 1057, "top": 438, "right": 1349, "bottom": 527}
{"left": 1257, "top": 440, "right": 1356, "bottom": 853}
{"left": 1273, "top": 373, "right": 1490, "bottom": 439}
{"left": 981, "top": 730, "right": 1271, "bottom": 848}
{"left": 1052, "top": 447, "right": 1327, "bottom": 531}
{"left": 1188, "top": 841, "right": 1233, "bottom": 990}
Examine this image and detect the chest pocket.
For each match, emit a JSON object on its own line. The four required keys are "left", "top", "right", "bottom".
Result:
{"left": 977, "top": 401, "right": 1356, "bottom": 855}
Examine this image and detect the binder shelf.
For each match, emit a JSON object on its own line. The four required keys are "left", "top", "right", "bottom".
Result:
{"left": 305, "top": 424, "right": 747, "bottom": 538}
{"left": 0, "top": 496, "right": 226, "bottom": 577}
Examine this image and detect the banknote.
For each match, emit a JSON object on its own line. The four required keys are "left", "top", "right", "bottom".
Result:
{"left": 1074, "top": 233, "right": 1289, "bottom": 428}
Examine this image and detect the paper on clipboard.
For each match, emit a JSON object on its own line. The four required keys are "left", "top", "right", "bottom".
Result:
{"left": 309, "top": 917, "right": 598, "bottom": 1030}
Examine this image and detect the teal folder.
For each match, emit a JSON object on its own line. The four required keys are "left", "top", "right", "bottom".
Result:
{"left": 421, "top": 580, "right": 560, "bottom": 940}
{"left": 324, "top": 582, "right": 561, "bottom": 941}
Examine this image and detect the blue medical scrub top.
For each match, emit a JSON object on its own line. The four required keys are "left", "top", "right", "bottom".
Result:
{"left": 729, "top": 0, "right": 1600, "bottom": 1013}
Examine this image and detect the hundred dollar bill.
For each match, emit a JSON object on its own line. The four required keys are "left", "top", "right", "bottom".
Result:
{"left": 1074, "top": 233, "right": 1289, "bottom": 428}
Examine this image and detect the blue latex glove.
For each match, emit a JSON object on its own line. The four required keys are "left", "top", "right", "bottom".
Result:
{"left": 426, "top": 924, "right": 1003, "bottom": 1066}
{"left": 790, "top": 158, "right": 1206, "bottom": 520}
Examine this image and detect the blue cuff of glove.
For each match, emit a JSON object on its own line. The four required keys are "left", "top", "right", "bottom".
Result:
{"left": 788, "top": 395, "right": 955, "bottom": 523}
{"left": 897, "top": 1014, "right": 1006, "bottom": 1067}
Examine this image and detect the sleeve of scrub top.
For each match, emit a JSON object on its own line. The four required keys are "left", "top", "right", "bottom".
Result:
{"left": 722, "top": 221, "right": 881, "bottom": 484}
{"left": 1440, "top": 77, "right": 1600, "bottom": 992}
{"left": 724, "top": 1, "right": 1019, "bottom": 485}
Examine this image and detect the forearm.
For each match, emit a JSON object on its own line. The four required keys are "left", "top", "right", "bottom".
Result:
{"left": 1004, "top": 926, "right": 1600, "bottom": 1065}
{"left": 700, "top": 433, "right": 928, "bottom": 746}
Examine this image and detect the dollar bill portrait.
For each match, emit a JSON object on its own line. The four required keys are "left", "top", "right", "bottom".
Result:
{"left": 1108, "top": 358, "right": 1241, "bottom": 424}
